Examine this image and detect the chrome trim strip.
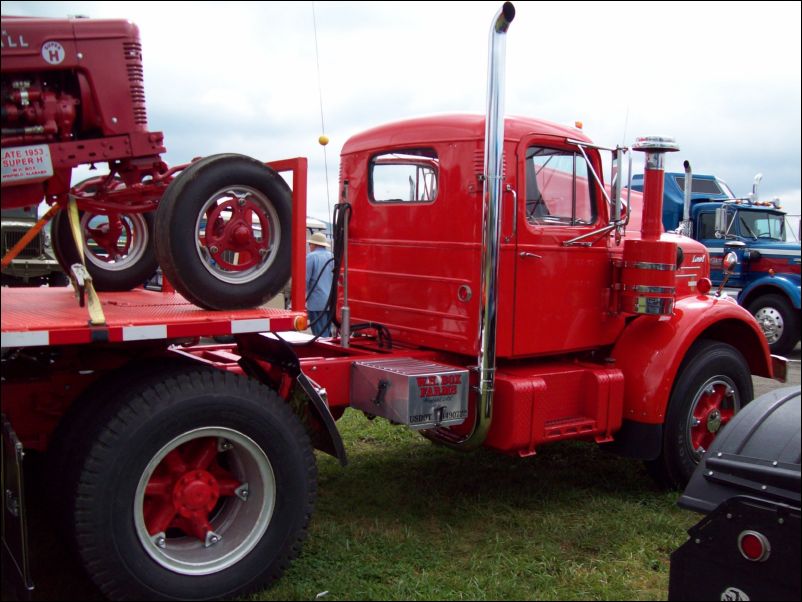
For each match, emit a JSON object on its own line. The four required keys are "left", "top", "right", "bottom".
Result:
{"left": 624, "top": 261, "right": 676, "bottom": 271}
{"left": 625, "top": 285, "right": 676, "bottom": 294}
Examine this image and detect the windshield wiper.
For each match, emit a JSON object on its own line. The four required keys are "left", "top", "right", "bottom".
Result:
{"left": 739, "top": 217, "right": 758, "bottom": 240}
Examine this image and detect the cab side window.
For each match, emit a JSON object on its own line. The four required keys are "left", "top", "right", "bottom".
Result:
{"left": 698, "top": 212, "right": 717, "bottom": 239}
{"left": 370, "top": 149, "right": 438, "bottom": 203}
{"left": 525, "top": 146, "right": 596, "bottom": 225}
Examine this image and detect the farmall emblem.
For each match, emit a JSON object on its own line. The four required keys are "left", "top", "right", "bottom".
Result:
{"left": 41, "top": 40, "right": 65, "bottom": 65}
{"left": 1, "top": 30, "right": 30, "bottom": 48}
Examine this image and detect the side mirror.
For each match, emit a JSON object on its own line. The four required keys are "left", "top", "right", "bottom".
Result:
{"left": 723, "top": 251, "right": 739, "bottom": 273}
{"left": 714, "top": 207, "right": 731, "bottom": 238}
{"left": 715, "top": 241, "right": 745, "bottom": 297}
{"left": 610, "top": 147, "right": 623, "bottom": 223}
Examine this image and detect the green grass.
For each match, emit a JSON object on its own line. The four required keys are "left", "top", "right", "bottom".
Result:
{"left": 248, "top": 410, "right": 696, "bottom": 601}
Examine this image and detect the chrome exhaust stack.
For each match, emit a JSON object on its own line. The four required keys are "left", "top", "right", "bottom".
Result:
{"left": 424, "top": 1, "right": 515, "bottom": 450}
{"left": 679, "top": 159, "right": 693, "bottom": 237}
{"left": 750, "top": 173, "right": 763, "bottom": 202}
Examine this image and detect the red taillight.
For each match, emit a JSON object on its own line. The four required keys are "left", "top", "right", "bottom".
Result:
{"left": 738, "top": 530, "right": 771, "bottom": 562}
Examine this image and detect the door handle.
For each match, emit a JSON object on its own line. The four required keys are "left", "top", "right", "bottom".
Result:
{"left": 519, "top": 252, "right": 542, "bottom": 259}
{"left": 504, "top": 184, "right": 517, "bottom": 243}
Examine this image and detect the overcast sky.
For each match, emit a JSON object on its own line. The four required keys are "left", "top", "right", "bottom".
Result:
{"left": 4, "top": 1, "right": 801, "bottom": 223}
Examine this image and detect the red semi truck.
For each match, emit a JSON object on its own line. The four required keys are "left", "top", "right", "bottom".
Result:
{"left": 1, "top": 3, "right": 786, "bottom": 600}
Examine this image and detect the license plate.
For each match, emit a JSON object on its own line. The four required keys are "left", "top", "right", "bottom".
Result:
{"left": 1, "top": 144, "right": 54, "bottom": 185}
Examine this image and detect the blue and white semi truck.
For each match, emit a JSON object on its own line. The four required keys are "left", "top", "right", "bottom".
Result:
{"left": 632, "top": 167, "right": 801, "bottom": 355}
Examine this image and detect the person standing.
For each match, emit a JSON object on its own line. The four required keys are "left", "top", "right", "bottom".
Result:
{"left": 306, "top": 231, "right": 334, "bottom": 336}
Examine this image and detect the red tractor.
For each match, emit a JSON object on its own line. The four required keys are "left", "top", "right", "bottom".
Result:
{"left": 1, "top": 16, "right": 291, "bottom": 310}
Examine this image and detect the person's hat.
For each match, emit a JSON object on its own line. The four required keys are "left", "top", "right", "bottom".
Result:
{"left": 307, "top": 231, "right": 330, "bottom": 248}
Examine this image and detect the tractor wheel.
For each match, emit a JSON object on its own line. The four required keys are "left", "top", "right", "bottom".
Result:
{"left": 69, "top": 366, "right": 316, "bottom": 600}
{"left": 747, "top": 294, "right": 800, "bottom": 356}
{"left": 646, "top": 339, "right": 753, "bottom": 490}
{"left": 154, "top": 154, "right": 292, "bottom": 310}
{"left": 51, "top": 208, "right": 158, "bottom": 291}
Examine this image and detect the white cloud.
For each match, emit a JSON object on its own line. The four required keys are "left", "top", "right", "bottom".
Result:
{"left": 4, "top": 0, "right": 800, "bottom": 221}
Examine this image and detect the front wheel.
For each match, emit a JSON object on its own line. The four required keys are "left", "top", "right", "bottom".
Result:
{"left": 154, "top": 154, "right": 292, "bottom": 310}
{"left": 646, "top": 339, "right": 753, "bottom": 489}
{"left": 747, "top": 293, "right": 800, "bottom": 356}
{"left": 70, "top": 367, "right": 316, "bottom": 600}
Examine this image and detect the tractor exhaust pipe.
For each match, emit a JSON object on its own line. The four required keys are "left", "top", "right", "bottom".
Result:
{"left": 424, "top": 1, "right": 515, "bottom": 450}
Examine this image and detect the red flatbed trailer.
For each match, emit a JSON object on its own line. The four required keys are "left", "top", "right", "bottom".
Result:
{"left": 0, "top": 282, "right": 336, "bottom": 601}
{"left": 0, "top": 286, "right": 301, "bottom": 348}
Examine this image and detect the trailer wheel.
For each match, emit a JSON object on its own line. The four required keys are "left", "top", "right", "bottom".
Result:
{"left": 71, "top": 367, "right": 316, "bottom": 600}
{"left": 46, "top": 357, "right": 196, "bottom": 537}
{"left": 646, "top": 339, "right": 752, "bottom": 490}
{"left": 747, "top": 294, "right": 800, "bottom": 356}
{"left": 154, "top": 154, "right": 292, "bottom": 310}
{"left": 51, "top": 208, "right": 158, "bottom": 291}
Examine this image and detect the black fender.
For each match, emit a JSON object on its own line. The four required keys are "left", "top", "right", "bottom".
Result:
{"left": 236, "top": 333, "right": 347, "bottom": 466}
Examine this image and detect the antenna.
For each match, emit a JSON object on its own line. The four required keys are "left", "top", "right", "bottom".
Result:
{"left": 312, "top": 2, "right": 332, "bottom": 222}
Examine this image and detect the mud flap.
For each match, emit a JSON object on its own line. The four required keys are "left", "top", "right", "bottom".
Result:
{"left": 236, "top": 333, "right": 347, "bottom": 466}
{"left": 1, "top": 414, "right": 34, "bottom": 596}
{"left": 296, "top": 371, "right": 348, "bottom": 466}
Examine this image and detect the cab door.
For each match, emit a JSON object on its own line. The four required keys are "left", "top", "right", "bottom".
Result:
{"left": 511, "top": 136, "right": 621, "bottom": 356}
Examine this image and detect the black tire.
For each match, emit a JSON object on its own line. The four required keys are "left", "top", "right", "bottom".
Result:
{"left": 646, "top": 339, "right": 753, "bottom": 490}
{"left": 154, "top": 154, "right": 292, "bottom": 310}
{"left": 51, "top": 208, "right": 158, "bottom": 291}
{"left": 69, "top": 366, "right": 316, "bottom": 600}
{"left": 747, "top": 293, "right": 800, "bottom": 356}
{"left": 0, "top": 274, "right": 28, "bottom": 287}
{"left": 45, "top": 357, "right": 196, "bottom": 537}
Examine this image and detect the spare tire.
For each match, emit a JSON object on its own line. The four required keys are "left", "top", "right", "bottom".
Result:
{"left": 154, "top": 154, "right": 292, "bottom": 310}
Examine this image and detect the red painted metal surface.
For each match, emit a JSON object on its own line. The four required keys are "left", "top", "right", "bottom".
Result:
{"left": 0, "top": 287, "right": 304, "bottom": 348}
{"left": 640, "top": 165, "right": 667, "bottom": 240}
{"left": 267, "top": 157, "right": 308, "bottom": 312}
{"left": 144, "top": 437, "right": 241, "bottom": 542}
{"left": 748, "top": 256, "right": 802, "bottom": 277}
{"left": 340, "top": 115, "right": 622, "bottom": 358}
{"left": 611, "top": 294, "right": 772, "bottom": 425}
{"left": 620, "top": 238, "right": 678, "bottom": 315}
{"left": 1, "top": 15, "right": 166, "bottom": 208}
{"left": 485, "top": 361, "right": 624, "bottom": 455}
{"left": 334, "top": 112, "right": 774, "bottom": 453}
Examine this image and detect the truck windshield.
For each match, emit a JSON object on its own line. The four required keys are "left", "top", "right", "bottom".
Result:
{"left": 737, "top": 210, "right": 785, "bottom": 241}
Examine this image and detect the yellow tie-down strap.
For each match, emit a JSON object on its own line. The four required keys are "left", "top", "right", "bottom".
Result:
{"left": 67, "top": 196, "right": 106, "bottom": 326}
